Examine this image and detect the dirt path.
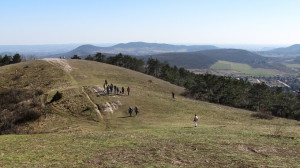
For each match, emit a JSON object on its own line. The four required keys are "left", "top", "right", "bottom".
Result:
{"left": 42, "top": 58, "right": 72, "bottom": 72}
{"left": 81, "top": 87, "right": 103, "bottom": 120}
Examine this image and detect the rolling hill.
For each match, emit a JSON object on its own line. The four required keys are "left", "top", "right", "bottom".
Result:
{"left": 259, "top": 44, "right": 300, "bottom": 57}
{"left": 268, "top": 44, "right": 300, "bottom": 54}
{"left": 0, "top": 59, "right": 299, "bottom": 167}
{"left": 49, "top": 42, "right": 218, "bottom": 58}
{"left": 142, "top": 49, "right": 270, "bottom": 69}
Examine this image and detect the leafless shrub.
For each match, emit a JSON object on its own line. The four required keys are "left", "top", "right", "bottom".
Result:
{"left": 0, "top": 88, "right": 44, "bottom": 134}
{"left": 251, "top": 112, "right": 274, "bottom": 120}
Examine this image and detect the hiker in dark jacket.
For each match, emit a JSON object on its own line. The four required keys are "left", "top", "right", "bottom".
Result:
{"left": 172, "top": 92, "right": 175, "bottom": 99}
{"left": 116, "top": 87, "right": 119, "bottom": 95}
{"left": 114, "top": 85, "right": 117, "bottom": 94}
{"left": 134, "top": 106, "right": 139, "bottom": 116}
{"left": 128, "top": 107, "right": 133, "bottom": 117}
{"left": 122, "top": 87, "right": 125, "bottom": 94}
{"left": 110, "top": 84, "right": 113, "bottom": 92}
{"left": 105, "top": 80, "right": 108, "bottom": 85}
{"left": 106, "top": 86, "right": 110, "bottom": 95}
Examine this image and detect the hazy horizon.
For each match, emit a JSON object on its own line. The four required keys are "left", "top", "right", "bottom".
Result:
{"left": 0, "top": 42, "right": 290, "bottom": 55}
{"left": 1, "top": 0, "right": 300, "bottom": 45}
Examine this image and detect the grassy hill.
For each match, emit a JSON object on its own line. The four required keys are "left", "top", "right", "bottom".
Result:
{"left": 258, "top": 44, "right": 300, "bottom": 57}
{"left": 143, "top": 49, "right": 272, "bottom": 69}
{"left": 0, "top": 59, "right": 299, "bottom": 167}
{"left": 145, "top": 49, "right": 296, "bottom": 77}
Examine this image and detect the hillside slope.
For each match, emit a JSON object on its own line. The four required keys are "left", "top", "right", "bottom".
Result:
{"left": 259, "top": 44, "right": 300, "bottom": 57}
{"left": 0, "top": 59, "right": 299, "bottom": 167}
{"left": 143, "top": 49, "right": 270, "bottom": 69}
{"left": 268, "top": 44, "right": 300, "bottom": 55}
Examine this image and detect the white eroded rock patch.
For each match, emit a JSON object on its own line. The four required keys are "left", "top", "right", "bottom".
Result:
{"left": 43, "top": 58, "right": 72, "bottom": 72}
{"left": 103, "top": 101, "right": 122, "bottom": 113}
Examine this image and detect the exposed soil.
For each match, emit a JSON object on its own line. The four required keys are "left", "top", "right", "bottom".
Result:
{"left": 81, "top": 86, "right": 103, "bottom": 120}
{"left": 43, "top": 58, "right": 72, "bottom": 72}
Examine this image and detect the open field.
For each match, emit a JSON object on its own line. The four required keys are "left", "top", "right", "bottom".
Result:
{"left": 284, "top": 63, "right": 300, "bottom": 70}
{"left": 0, "top": 59, "right": 299, "bottom": 167}
{"left": 210, "top": 61, "right": 285, "bottom": 77}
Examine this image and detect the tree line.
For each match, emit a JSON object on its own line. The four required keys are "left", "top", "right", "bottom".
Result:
{"left": 77, "top": 52, "right": 300, "bottom": 121}
{"left": 0, "top": 54, "right": 22, "bottom": 66}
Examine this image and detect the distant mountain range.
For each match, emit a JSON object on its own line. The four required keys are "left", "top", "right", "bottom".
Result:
{"left": 47, "top": 42, "right": 300, "bottom": 70}
{"left": 0, "top": 44, "right": 81, "bottom": 57}
{"left": 50, "top": 42, "right": 218, "bottom": 57}
{"left": 258, "top": 44, "right": 300, "bottom": 57}
{"left": 269, "top": 44, "right": 300, "bottom": 54}
{"left": 141, "top": 49, "right": 270, "bottom": 69}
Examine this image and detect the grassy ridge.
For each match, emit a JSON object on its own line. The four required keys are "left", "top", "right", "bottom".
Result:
{"left": 0, "top": 59, "right": 299, "bottom": 167}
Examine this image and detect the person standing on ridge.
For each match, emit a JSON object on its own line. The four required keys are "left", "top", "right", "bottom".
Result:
{"left": 127, "top": 86, "right": 130, "bottom": 96}
{"left": 194, "top": 114, "right": 199, "bottom": 127}
{"left": 172, "top": 92, "right": 175, "bottom": 99}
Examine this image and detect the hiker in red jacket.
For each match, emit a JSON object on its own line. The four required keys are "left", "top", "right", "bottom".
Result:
{"left": 127, "top": 86, "right": 130, "bottom": 96}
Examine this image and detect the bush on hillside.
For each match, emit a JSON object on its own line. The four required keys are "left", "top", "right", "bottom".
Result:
{"left": 71, "top": 55, "right": 81, "bottom": 59}
{"left": 50, "top": 91, "right": 62, "bottom": 103}
{"left": 251, "top": 112, "right": 274, "bottom": 120}
{"left": 0, "top": 106, "right": 42, "bottom": 134}
{"left": 0, "top": 88, "right": 44, "bottom": 134}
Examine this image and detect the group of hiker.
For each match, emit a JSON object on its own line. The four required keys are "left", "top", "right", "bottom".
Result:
{"left": 102, "top": 79, "right": 199, "bottom": 127}
{"left": 102, "top": 80, "right": 139, "bottom": 117}
{"left": 128, "top": 106, "right": 139, "bottom": 117}
{"left": 103, "top": 79, "right": 130, "bottom": 96}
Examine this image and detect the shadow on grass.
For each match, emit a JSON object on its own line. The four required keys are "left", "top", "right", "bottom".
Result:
{"left": 260, "top": 134, "right": 295, "bottom": 140}
{"left": 183, "top": 126, "right": 195, "bottom": 129}
{"left": 118, "top": 116, "right": 132, "bottom": 119}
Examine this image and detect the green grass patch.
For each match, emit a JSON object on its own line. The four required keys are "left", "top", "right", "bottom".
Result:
{"left": 210, "top": 61, "right": 272, "bottom": 77}
{"left": 284, "top": 63, "right": 300, "bottom": 69}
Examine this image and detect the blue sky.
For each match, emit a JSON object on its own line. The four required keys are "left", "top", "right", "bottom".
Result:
{"left": 1, "top": 0, "right": 300, "bottom": 45}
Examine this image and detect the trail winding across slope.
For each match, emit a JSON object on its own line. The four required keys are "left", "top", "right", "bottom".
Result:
{"left": 81, "top": 87, "right": 103, "bottom": 120}
{"left": 42, "top": 58, "right": 102, "bottom": 120}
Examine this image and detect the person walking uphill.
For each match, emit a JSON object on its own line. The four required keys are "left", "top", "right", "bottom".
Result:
{"left": 128, "top": 107, "right": 133, "bottom": 117}
{"left": 134, "top": 106, "right": 139, "bottom": 116}
{"left": 127, "top": 86, "right": 130, "bottom": 96}
{"left": 194, "top": 114, "right": 199, "bottom": 127}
